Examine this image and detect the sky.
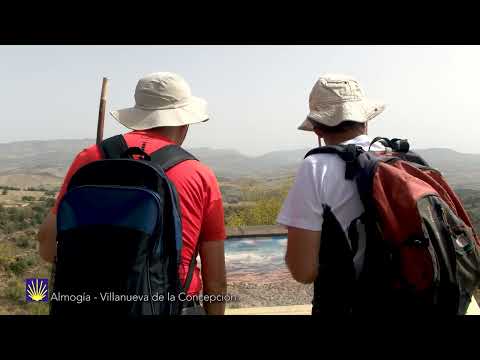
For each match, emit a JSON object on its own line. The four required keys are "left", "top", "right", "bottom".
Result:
{"left": 1, "top": 45, "right": 480, "bottom": 156}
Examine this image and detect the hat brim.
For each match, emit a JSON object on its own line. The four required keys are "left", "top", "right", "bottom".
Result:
{"left": 110, "top": 96, "right": 209, "bottom": 130}
{"left": 298, "top": 98, "right": 385, "bottom": 131}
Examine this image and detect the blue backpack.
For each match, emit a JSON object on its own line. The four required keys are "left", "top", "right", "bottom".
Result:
{"left": 50, "top": 135, "right": 198, "bottom": 316}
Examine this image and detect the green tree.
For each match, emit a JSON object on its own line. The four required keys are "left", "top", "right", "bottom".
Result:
{"left": 8, "top": 257, "right": 30, "bottom": 276}
{"left": 26, "top": 302, "right": 50, "bottom": 315}
{"left": 3, "top": 221, "right": 16, "bottom": 234}
{"left": 33, "top": 212, "right": 44, "bottom": 225}
{"left": 15, "top": 235, "right": 31, "bottom": 248}
{"left": 226, "top": 213, "right": 246, "bottom": 227}
{"left": 32, "top": 205, "right": 44, "bottom": 213}
{"left": 16, "top": 221, "right": 30, "bottom": 231}
{"left": 5, "top": 278, "right": 24, "bottom": 303}
{"left": 13, "top": 209, "right": 26, "bottom": 223}
{"left": 44, "top": 197, "right": 55, "bottom": 208}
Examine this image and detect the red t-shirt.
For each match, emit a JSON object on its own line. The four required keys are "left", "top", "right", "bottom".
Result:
{"left": 52, "top": 130, "right": 226, "bottom": 295}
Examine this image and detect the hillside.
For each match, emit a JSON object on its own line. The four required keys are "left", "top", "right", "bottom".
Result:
{"left": 0, "top": 139, "right": 93, "bottom": 188}
{"left": 0, "top": 139, "right": 479, "bottom": 189}
{"left": 415, "top": 148, "right": 480, "bottom": 190}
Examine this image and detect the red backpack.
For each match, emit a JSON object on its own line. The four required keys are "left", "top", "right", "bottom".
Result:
{"left": 305, "top": 137, "right": 480, "bottom": 315}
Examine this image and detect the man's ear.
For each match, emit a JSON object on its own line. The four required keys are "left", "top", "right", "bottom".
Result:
{"left": 312, "top": 127, "right": 324, "bottom": 147}
{"left": 313, "top": 127, "right": 323, "bottom": 138}
{"left": 178, "top": 125, "right": 189, "bottom": 145}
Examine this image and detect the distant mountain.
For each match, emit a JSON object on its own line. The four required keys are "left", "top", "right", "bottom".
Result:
{"left": 190, "top": 148, "right": 306, "bottom": 178}
{"left": 0, "top": 139, "right": 93, "bottom": 174}
{"left": 0, "top": 139, "right": 479, "bottom": 189}
{"left": 414, "top": 148, "right": 480, "bottom": 190}
{"left": 0, "top": 139, "right": 94, "bottom": 187}
{"left": 187, "top": 148, "right": 256, "bottom": 178}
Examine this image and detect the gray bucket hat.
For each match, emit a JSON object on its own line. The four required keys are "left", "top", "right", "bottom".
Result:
{"left": 298, "top": 73, "right": 385, "bottom": 131}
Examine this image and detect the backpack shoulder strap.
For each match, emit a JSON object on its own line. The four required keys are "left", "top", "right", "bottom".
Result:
{"left": 100, "top": 135, "right": 128, "bottom": 159}
{"left": 305, "top": 144, "right": 364, "bottom": 161}
{"left": 151, "top": 145, "right": 198, "bottom": 294}
{"left": 150, "top": 144, "right": 198, "bottom": 171}
{"left": 305, "top": 144, "right": 364, "bottom": 180}
{"left": 150, "top": 145, "right": 199, "bottom": 294}
{"left": 182, "top": 240, "right": 201, "bottom": 295}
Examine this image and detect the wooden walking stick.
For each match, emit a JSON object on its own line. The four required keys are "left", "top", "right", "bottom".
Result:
{"left": 96, "top": 77, "right": 109, "bottom": 145}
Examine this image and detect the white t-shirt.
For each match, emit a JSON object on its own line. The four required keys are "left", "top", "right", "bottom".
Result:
{"left": 277, "top": 134, "right": 384, "bottom": 276}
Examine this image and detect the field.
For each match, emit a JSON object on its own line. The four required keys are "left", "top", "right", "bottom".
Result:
{"left": 0, "top": 186, "right": 56, "bottom": 315}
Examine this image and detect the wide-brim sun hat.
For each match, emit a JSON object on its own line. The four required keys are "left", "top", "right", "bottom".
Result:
{"left": 298, "top": 73, "right": 386, "bottom": 131}
{"left": 111, "top": 72, "right": 209, "bottom": 130}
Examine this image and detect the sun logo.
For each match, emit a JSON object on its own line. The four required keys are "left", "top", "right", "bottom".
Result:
{"left": 25, "top": 278, "right": 49, "bottom": 302}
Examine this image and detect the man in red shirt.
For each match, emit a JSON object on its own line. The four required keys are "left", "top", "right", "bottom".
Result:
{"left": 37, "top": 72, "right": 227, "bottom": 315}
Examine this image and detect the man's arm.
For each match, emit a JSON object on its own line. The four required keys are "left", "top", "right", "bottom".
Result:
{"left": 199, "top": 240, "right": 227, "bottom": 315}
{"left": 36, "top": 148, "right": 95, "bottom": 263}
{"left": 37, "top": 211, "right": 57, "bottom": 263}
{"left": 277, "top": 157, "right": 325, "bottom": 284}
{"left": 285, "top": 226, "right": 321, "bottom": 284}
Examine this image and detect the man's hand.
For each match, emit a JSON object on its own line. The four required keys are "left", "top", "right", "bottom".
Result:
{"left": 37, "top": 211, "right": 57, "bottom": 263}
{"left": 285, "top": 226, "right": 321, "bottom": 284}
{"left": 199, "top": 240, "right": 227, "bottom": 315}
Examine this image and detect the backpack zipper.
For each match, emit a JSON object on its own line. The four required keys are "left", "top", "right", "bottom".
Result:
{"left": 145, "top": 255, "right": 155, "bottom": 315}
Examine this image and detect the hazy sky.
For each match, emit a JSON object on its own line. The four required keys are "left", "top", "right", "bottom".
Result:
{"left": 2, "top": 45, "right": 480, "bottom": 156}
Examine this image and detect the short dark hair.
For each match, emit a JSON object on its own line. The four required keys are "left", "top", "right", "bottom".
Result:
{"left": 310, "top": 119, "right": 366, "bottom": 135}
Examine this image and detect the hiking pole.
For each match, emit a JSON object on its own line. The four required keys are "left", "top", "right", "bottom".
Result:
{"left": 96, "top": 77, "right": 109, "bottom": 145}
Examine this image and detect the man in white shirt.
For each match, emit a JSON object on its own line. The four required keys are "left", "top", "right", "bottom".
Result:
{"left": 276, "top": 74, "right": 386, "bottom": 314}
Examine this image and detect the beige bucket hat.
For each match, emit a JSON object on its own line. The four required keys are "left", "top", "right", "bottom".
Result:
{"left": 111, "top": 72, "right": 209, "bottom": 130}
{"left": 298, "top": 74, "right": 385, "bottom": 131}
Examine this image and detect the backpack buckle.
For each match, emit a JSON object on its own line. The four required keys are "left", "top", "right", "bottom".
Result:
{"left": 344, "top": 144, "right": 364, "bottom": 162}
{"left": 121, "top": 147, "right": 152, "bottom": 161}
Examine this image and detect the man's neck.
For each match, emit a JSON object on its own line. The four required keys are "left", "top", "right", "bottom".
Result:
{"left": 323, "top": 131, "right": 366, "bottom": 146}
{"left": 146, "top": 127, "right": 182, "bottom": 145}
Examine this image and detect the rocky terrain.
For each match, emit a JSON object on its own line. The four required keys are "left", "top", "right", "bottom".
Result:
{"left": 226, "top": 269, "right": 313, "bottom": 309}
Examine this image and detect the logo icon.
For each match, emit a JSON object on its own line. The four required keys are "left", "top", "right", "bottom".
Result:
{"left": 25, "top": 278, "right": 49, "bottom": 302}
